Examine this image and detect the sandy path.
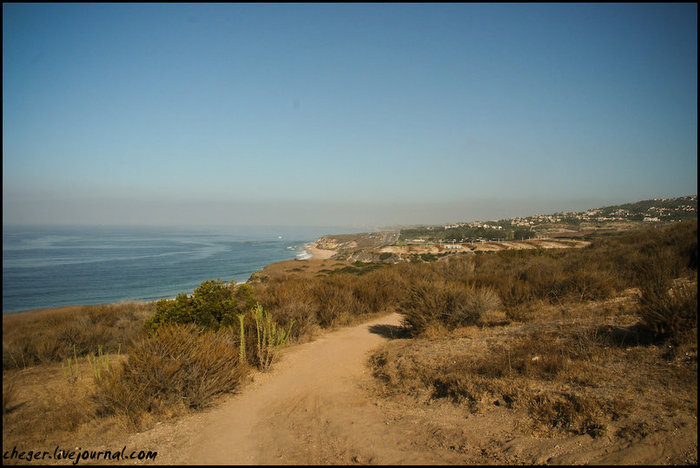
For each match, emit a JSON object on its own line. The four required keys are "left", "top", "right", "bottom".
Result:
{"left": 122, "top": 313, "right": 407, "bottom": 465}
{"left": 86, "top": 309, "right": 697, "bottom": 465}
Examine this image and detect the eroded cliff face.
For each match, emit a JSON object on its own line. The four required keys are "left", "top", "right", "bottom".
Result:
{"left": 314, "top": 232, "right": 401, "bottom": 258}
{"left": 316, "top": 231, "right": 590, "bottom": 265}
{"left": 314, "top": 237, "right": 355, "bottom": 251}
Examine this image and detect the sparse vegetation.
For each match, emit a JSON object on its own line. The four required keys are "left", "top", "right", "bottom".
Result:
{"left": 369, "top": 220, "right": 697, "bottom": 442}
{"left": 371, "top": 293, "right": 695, "bottom": 438}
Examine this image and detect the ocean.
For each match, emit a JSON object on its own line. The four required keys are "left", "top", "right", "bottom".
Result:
{"left": 2, "top": 225, "right": 360, "bottom": 314}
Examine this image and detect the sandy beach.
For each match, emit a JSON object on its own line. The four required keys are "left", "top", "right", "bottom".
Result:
{"left": 306, "top": 242, "right": 336, "bottom": 260}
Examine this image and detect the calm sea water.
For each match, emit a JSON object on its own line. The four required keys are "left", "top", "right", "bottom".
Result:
{"left": 2, "top": 225, "right": 360, "bottom": 314}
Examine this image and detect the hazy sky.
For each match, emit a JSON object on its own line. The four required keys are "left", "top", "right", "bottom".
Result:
{"left": 3, "top": 3, "right": 697, "bottom": 228}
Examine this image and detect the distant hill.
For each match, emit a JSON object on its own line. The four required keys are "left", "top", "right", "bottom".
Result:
{"left": 581, "top": 195, "right": 697, "bottom": 222}
{"left": 399, "top": 195, "right": 697, "bottom": 242}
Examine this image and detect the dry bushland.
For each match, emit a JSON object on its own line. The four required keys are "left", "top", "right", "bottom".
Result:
{"left": 3, "top": 302, "right": 153, "bottom": 370}
{"left": 253, "top": 220, "right": 696, "bottom": 359}
{"left": 2, "top": 220, "right": 696, "bottom": 455}
{"left": 369, "top": 220, "right": 697, "bottom": 447}
{"left": 370, "top": 293, "right": 696, "bottom": 440}
{"left": 254, "top": 266, "right": 405, "bottom": 338}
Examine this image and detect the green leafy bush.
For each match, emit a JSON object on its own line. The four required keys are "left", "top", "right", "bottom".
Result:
{"left": 145, "top": 279, "right": 257, "bottom": 332}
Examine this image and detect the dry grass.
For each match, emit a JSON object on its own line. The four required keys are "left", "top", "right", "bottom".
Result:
{"left": 93, "top": 324, "right": 247, "bottom": 429}
{"left": 2, "top": 354, "right": 122, "bottom": 448}
{"left": 635, "top": 252, "right": 698, "bottom": 344}
{"left": 3, "top": 324, "right": 247, "bottom": 447}
{"left": 253, "top": 266, "right": 406, "bottom": 339}
{"left": 3, "top": 376, "right": 19, "bottom": 416}
{"left": 252, "top": 221, "right": 697, "bottom": 348}
{"left": 368, "top": 220, "right": 697, "bottom": 442}
{"left": 370, "top": 296, "right": 696, "bottom": 438}
{"left": 3, "top": 302, "right": 153, "bottom": 370}
{"left": 399, "top": 282, "right": 501, "bottom": 334}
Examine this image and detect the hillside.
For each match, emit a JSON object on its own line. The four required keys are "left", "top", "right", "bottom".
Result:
{"left": 306, "top": 196, "right": 696, "bottom": 264}
{"left": 399, "top": 195, "right": 697, "bottom": 244}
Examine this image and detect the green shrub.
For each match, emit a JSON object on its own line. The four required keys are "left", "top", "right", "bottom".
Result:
{"left": 146, "top": 279, "right": 257, "bottom": 332}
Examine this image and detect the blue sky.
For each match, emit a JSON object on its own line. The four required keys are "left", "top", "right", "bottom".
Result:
{"left": 3, "top": 3, "right": 697, "bottom": 227}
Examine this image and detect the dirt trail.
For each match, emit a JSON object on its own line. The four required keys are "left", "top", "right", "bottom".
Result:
{"left": 112, "top": 311, "right": 696, "bottom": 465}
{"left": 121, "top": 313, "right": 414, "bottom": 465}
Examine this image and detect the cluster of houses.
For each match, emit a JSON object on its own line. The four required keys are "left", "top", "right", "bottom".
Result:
{"left": 509, "top": 199, "right": 696, "bottom": 226}
{"left": 404, "top": 196, "right": 696, "bottom": 247}
{"left": 444, "top": 222, "right": 504, "bottom": 230}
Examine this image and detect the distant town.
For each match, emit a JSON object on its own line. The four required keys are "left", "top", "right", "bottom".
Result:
{"left": 399, "top": 195, "right": 697, "bottom": 243}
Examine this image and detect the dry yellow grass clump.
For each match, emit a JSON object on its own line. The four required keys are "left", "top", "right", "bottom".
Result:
{"left": 94, "top": 324, "right": 248, "bottom": 428}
